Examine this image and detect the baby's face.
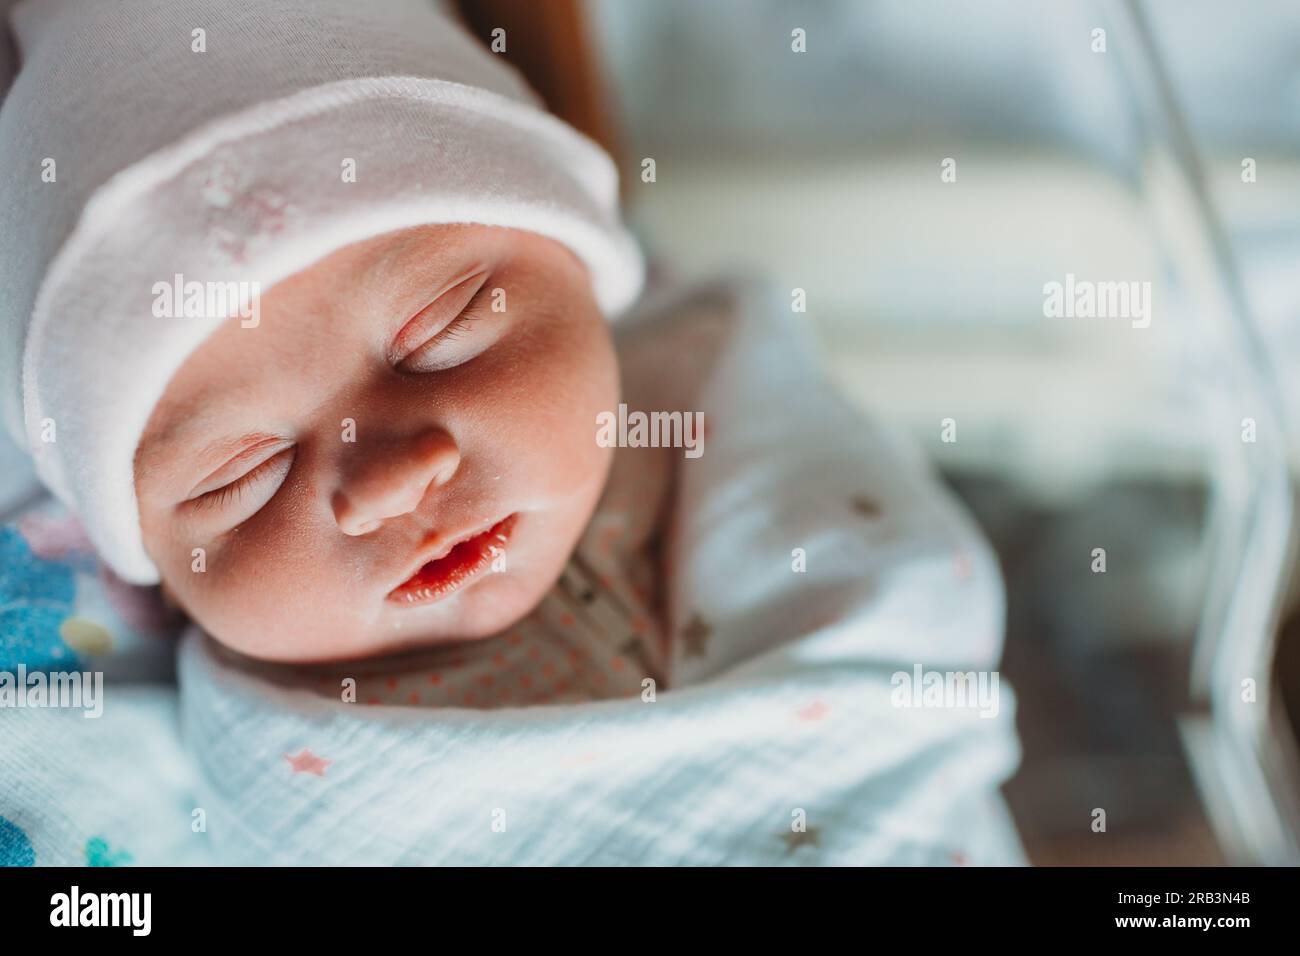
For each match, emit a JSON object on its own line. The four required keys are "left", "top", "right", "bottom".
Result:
{"left": 134, "top": 224, "right": 618, "bottom": 662}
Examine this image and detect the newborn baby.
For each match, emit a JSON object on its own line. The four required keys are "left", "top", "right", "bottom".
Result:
{"left": 1, "top": 0, "right": 1025, "bottom": 866}
{"left": 134, "top": 223, "right": 625, "bottom": 663}
{"left": 1, "top": 0, "right": 994, "bottom": 697}
{"left": 1, "top": 0, "right": 647, "bottom": 675}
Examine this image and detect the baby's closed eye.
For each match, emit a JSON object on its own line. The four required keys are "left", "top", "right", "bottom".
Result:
{"left": 392, "top": 269, "right": 501, "bottom": 373}
{"left": 186, "top": 438, "right": 296, "bottom": 523}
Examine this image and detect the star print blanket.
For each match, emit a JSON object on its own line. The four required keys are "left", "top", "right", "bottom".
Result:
{"left": 1, "top": 277, "right": 1024, "bottom": 866}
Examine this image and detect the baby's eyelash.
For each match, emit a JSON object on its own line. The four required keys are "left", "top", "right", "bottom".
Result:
{"left": 433, "top": 286, "right": 494, "bottom": 342}
{"left": 396, "top": 293, "right": 492, "bottom": 372}
{"left": 429, "top": 308, "right": 479, "bottom": 344}
{"left": 192, "top": 452, "right": 291, "bottom": 510}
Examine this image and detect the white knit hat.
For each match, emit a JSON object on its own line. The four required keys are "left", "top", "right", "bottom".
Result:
{"left": 0, "top": 0, "right": 645, "bottom": 584}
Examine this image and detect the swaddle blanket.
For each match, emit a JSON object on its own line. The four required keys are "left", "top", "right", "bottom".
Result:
{"left": 175, "top": 278, "right": 1024, "bottom": 865}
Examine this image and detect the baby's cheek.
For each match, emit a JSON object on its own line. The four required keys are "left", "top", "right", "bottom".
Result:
{"left": 161, "top": 522, "right": 340, "bottom": 659}
{"left": 525, "top": 335, "right": 616, "bottom": 486}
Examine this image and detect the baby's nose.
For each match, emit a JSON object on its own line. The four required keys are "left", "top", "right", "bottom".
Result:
{"left": 332, "top": 427, "right": 461, "bottom": 536}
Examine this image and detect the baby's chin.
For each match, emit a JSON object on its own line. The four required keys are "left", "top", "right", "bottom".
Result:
{"left": 377, "top": 564, "right": 554, "bottom": 653}
{"left": 207, "top": 550, "right": 563, "bottom": 665}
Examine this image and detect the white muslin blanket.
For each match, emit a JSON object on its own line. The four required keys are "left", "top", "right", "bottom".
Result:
{"left": 172, "top": 278, "right": 1024, "bottom": 865}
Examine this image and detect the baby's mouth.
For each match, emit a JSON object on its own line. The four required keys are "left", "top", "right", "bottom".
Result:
{"left": 387, "top": 514, "right": 517, "bottom": 606}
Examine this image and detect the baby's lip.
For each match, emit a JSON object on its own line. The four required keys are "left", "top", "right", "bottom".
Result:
{"left": 386, "top": 514, "right": 517, "bottom": 606}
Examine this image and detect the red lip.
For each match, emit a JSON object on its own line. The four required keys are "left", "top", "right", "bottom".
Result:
{"left": 387, "top": 514, "right": 517, "bottom": 606}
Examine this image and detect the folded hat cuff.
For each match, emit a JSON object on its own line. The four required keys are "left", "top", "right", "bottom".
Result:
{"left": 22, "top": 76, "right": 645, "bottom": 584}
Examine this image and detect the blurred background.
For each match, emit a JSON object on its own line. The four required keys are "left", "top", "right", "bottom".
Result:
{"left": 573, "top": 0, "right": 1300, "bottom": 865}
